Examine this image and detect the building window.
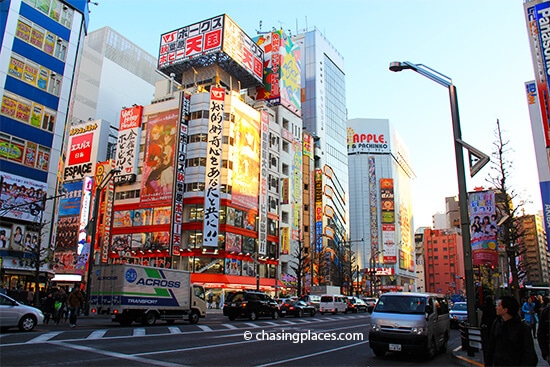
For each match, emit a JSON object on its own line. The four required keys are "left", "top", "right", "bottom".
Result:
{"left": 282, "top": 141, "right": 289, "bottom": 153}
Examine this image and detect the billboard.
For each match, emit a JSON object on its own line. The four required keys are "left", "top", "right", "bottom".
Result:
{"left": 63, "top": 120, "right": 109, "bottom": 182}
{"left": 0, "top": 173, "right": 47, "bottom": 221}
{"left": 140, "top": 109, "right": 179, "bottom": 205}
{"left": 469, "top": 190, "right": 499, "bottom": 266}
{"left": 258, "top": 110, "right": 270, "bottom": 255}
{"left": 347, "top": 119, "right": 391, "bottom": 154}
{"left": 158, "top": 14, "right": 263, "bottom": 84}
{"left": 254, "top": 30, "right": 302, "bottom": 116}
{"left": 203, "top": 87, "right": 225, "bottom": 248}
{"left": 115, "top": 106, "right": 143, "bottom": 185}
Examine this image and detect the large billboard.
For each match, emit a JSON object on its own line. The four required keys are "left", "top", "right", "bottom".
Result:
{"left": 469, "top": 190, "right": 499, "bottom": 266}
{"left": 158, "top": 14, "right": 263, "bottom": 84}
{"left": 0, "top": 173, "right": 47, "bottom": 221}
{"left": 347, "top": 119, "right": 391, "bottom": 154}
{"left": 254, "top": 30, "right": 302, "bottom": 116}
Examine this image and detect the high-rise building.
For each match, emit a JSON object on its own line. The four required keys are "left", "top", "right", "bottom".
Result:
{"left": 347, "top": 118, "right": 416, "bottom": 295}
{"left": 517, "top": 213, "right": 549, "bottom": 284}
{"left": 292, "top": 29, "right": 351, "bottom": 291}
{"left": 0, "top": 0, "right": 89, "bottom": 292}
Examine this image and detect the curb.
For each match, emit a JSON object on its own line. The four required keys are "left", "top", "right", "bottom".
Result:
{"left": 451, "top": 346, "right": 484, "bottom": 367}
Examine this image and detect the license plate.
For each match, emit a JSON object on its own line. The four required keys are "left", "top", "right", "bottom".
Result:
{"left": 389, "top": 344, "right": 401, "bottom": 351}
{"left": 231, "top": 303, "right": 236, "bottom": 307}
{"left": 281, "top": 310, "right": 286, "bottom": 314}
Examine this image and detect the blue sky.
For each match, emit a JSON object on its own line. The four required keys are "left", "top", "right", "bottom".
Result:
{"left": 88, "top": 1, "right": 542, "bottom": 228}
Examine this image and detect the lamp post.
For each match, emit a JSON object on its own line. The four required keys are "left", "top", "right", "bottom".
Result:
{"left": 85, "top": 167, "right": 120, "bottom": 313}
{"left": 389, "top": 61, "right": 480, "bottom": 326}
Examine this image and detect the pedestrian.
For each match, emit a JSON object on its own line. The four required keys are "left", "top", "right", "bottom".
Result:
{"left": 26, "top": 287, "right": 35, "bottom": 306}
{"left": 41, "top": 293, "right": 55, "bottom": 324}
{"left": 537, "top": 296, "right": 550, "bottom": 365}
{"left": 522, "top": 297, "right": 538, "bottom": 338}
{"left": 52, "top": 286, "right": 67, "bottom": 325}
{"left": 66, "top": 286, "right": 84, "bottom": 328}
{"left": 485, "top": 295, "right": 538, "bottom": 366}
{"left": 479, "top": 295, "right": 497, "bottom": 362}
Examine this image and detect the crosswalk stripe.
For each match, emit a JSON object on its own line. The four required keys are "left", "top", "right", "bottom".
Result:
{"left": 133, "top": 328, "right": 146, "bottom": 336}
{"left": 198, "top": 325, "right": 212, "bottom": 332}
{"left": 87, "top": 330, "right": 107, "bottom": 339}
{"left": 27, "top": 332, "right": 62, "bottom": 343}
{"left": 222, "top": 323, "right": 237, "bottom": 329}
{"left": 168, "top": 326, "right": 181, "bottom": 334}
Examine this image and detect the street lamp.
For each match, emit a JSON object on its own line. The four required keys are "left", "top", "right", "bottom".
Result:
{"left": 85, "top": 167, "right": 120, "bottom": 312}
{"left": 389, "top": 61, "right": 480, "bottom": 326}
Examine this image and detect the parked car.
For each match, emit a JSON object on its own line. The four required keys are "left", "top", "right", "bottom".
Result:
{"left": 362, "top": 297, "right": 378, "bottom": 312}
{"left": 346, "top": 296, "right": 368, "bottom": 313}
{"left": 299, "top": 295, "right": 321, "bottom": 311}
{"left": 449, "top": 301, "right": 468, "bottom": 328}
{"left": 0, "top": 293, "right": 44, "bottom": 332}
{"left": 223, "top": 291, "right": 279, "bottom": 321}
{"left": 280, "top": 300, "right": 316, "bottom": 317}
{"left": 319, "top": 294, "right": 348, "bottom": 314}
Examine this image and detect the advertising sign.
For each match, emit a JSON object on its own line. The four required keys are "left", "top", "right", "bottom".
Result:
{"left": 203, "top": 87, "right": 225, "bottom": 247}
{"left": 158, "top": 14, "right": 263, "bottom": 84}
{"left": 469, "top": 190, "right": 499, "bottom": 266}
{"left": 347, "top": 119, "right": 391, "bottom": 154}
{"left": 258, "top": 110, "right": 269, "bottom": 255}
{"left": 0, "top": 173, "right": 47, "bottom": 221}
{"left": 115, "top": 106, "right": 143, "bottom": 185}
{"left": 64, "top": 121, "right": 109, "bottom": 182}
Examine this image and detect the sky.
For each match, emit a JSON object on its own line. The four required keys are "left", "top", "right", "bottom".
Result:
{"left": 87, "top": 0, "right": 543, "bottom": 229}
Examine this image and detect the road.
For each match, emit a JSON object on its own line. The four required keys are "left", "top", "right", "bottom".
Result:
{"left": 0, "top": 310, "right": 463, "bottom": 366}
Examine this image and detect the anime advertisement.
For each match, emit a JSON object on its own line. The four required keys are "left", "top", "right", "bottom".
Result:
{"left": 469, "top": 190, "right": 499, "bottom": 266}
{"left": 140, "top": 109, "right": 178, "bottom": 205}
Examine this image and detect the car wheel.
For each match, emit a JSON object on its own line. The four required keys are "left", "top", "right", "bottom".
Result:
{"left": 249, "top": 311, "right": 258, "bottom": 321}
{"left": 296, "top": 309, "right": 303, "bottom": 318}
{"left": 310, "top": 310, "right": 316, "bottom": 317}
{"left": 372, "top": 348, "right": 386, "bottom": 357}
{"left": 333, "top": 309, "right": 338, "bottom": 315}
{"left": 188, "top": 310, "right": 200, "bottom": 324}
{"left": 320, "top": 311, "right": 324, "bottom": 315}
{"left": 272, "top": 310, "right": 279, "bottom": 320}
{"left": 141, "top": 311, "right": 156, "bottom": 326}
{"left": 18, "top": 315, "right": 37, "bottom": 331}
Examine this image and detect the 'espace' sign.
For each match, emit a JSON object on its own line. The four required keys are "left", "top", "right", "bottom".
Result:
{"left": 64, "top": 122, "right": 100, "bottom": 182}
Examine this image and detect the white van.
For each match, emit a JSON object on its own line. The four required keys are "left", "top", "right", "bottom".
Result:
{"left": 319, "top": 294, "right": 348, "bottom": 314}
{"left": 368, "top": 292, "right": 450, "bottom": 359}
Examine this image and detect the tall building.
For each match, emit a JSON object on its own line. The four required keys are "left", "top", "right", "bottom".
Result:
{"left": 0, "top": 0, "right": 89, "bottom": 293}
{"left": 517, "top": 213, "right": 549, "bottom": 284}
{"left": 348, "top": 118, "right": 416, "bottom": 295}
{"left": 422, "top": 227, "right": 465, "bottom": 296}
{"left": 292, "top": 29, "right": 351, "bottom": 291}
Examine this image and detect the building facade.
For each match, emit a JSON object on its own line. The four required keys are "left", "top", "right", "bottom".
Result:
{"left": 347, "top": 118, "right": 416, "bottom": 296}
{"left": 517, "top": 213, "right": 549, "bottom": 285}
{"left": 0, "top": 0, "right": 89, "bottom": 295}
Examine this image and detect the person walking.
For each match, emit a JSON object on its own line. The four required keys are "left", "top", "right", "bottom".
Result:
{"left": 66, "top": 286, "right": 84, "bottom": 328}
{"left": 537, "top": 296, "right": 550, "bottom": 365}
{"left": 41, "top": 292, "right": 55, "bottom": 324}
{"left": 485, "top": 295, "right": 538, "bottom": 366}
{"left": 52, "top": 286, "right": 67, "bottom": 325}
{"left": 522, "top": 297, "right": 538, "bottom": 338}
{"left": 480, "top": 295, "right": 497, "bottom": 363}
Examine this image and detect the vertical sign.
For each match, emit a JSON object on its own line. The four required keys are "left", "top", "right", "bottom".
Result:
{"left": 203, "top": 88, "right": 225, "bottom": 247}
{"left": 469, "top": 190, "right": 499, "bottom": 266}
{"left": 97, "top": 161, "right": 116, "bottom": 263}
{"left": 258, "top": 110, "right": 269, "bottom": 255}
{"left": 368, "top": 157, "right": 379, "bottom": 254}
{"left": 171, "top": 93, "right": 191, "bottom": 255}
{"left": 75, "top": 176, "right": 92, "bottom": 275}
{"left": 115, "top": 106, "right": 142, "bottom": 185}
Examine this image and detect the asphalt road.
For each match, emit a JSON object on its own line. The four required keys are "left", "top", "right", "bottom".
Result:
{"left": 0, "top": 311, "right": 463, "bottom": 366}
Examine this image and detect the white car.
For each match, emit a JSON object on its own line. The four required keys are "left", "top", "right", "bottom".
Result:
{"left": 449, "top": 301, "right": 468, "bottom": 328}
{"left": 0, "top": 293, "right": 44, "bottom": 331}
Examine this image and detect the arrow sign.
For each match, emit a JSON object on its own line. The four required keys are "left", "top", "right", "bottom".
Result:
{"left": 457, "top": 139, "right": 490, "bottom": 177}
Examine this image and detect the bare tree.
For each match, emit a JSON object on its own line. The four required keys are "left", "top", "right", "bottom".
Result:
{"left": 289, "top": 239, "right": 308, "bottom": 297}
{"left": 486, "top": 119, "right": 529, "bottom": 302}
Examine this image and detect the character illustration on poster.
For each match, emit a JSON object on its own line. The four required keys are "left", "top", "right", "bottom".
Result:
{"left": 0, "top": 227, "right": 11, "bottom": 249}
{"left": 224, "top": 258, "right": 241, "bottom": 275}
{"left": 225, "top": 233, "right": 242, "bottom": 253}
{"left": 12, "top": 226, "right": 24, "bottom": 250}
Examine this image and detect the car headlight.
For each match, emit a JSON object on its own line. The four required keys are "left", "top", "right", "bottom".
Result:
{"left": 411, "top": 327, "right": 427, "bottom": 335}
{"left": 370, "top": 323, "right": 381, "bottom": 332}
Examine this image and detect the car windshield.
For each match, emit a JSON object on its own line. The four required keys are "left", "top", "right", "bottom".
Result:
{"left": 374, "top": 295, "right": 426, "bottom": 314}
{"left": 452, "top": 303, "right": 467, "bottom": 311}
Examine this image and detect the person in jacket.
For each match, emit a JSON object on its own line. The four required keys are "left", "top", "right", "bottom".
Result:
{"left": 537, "top": 296, "right": 550, "bottom": 365}
{"left": 66, "top": 286, "right": 84, "bottom": 328}
{"left": 485, "top": 296, "right": 538, "bottom": 366}
{"left": 522, "top": 297, "right": 537, "bottom": 338}
{"left": 41, "top": 292, "right": 55, "bottom": 324}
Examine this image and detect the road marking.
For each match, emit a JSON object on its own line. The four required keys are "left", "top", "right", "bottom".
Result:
{"left": 133, "top": 328, "right": 146, "bottom": 336}
{"left": 27, "top": 332, "right": 62, "bottom": 343}
{"left": 280, "top": 320, "right": 295, "bottom": 324}
{"left": 256, "top": 340, "right": 370, "bottom": 367}
{"left": 198, "top": 325, "right": 212, "bottom": 332}
{"left": 222, "top": 324, "right": 237, "bottom": 329}
{"left": 243, "top": 322, "right": 258, "bottom": 328}
{"left": 87, "top": 330, "right": 107, "bottom": 339}
{"left": 169, "top": 326, "right": 182, "bottom": 334}
{"left": 264, "top": 322, "right": 278, "bottom": 326}
{"left": 59, "top": 341, "right": 188, "bottom": 367}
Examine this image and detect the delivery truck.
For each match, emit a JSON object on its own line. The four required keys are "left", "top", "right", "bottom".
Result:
{"left": 89, "top": 264, "right": 207, "bottom": 326}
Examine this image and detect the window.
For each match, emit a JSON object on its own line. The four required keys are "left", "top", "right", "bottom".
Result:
{"left": 281, "top": 211, "right": 289, "bottom": 224}
{"left": 282, "top": 141, "right": 289, "bottom": 153}
{"left": 282, "top": 163, "right": 289, "bottom": 175}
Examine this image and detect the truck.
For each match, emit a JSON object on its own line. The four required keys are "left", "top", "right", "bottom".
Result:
{"left": 310, "top": 285, "right": 341, "bottom": 296}
{"left": 89, "top": 264, "right": 207, "bottom": 326}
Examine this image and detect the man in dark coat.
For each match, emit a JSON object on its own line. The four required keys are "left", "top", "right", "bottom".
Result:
{"left": 537, "top": 296, "right": 550, "bottom": 365}
{"left": 485, "top": 296, "right": 538, "bottom": 366}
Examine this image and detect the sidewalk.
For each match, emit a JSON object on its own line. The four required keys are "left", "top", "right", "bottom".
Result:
{"left": 451, "top": 340, "right": 548, "bottom": 367}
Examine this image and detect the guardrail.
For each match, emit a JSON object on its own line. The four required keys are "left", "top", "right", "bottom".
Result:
{"left": 459, "top": 323, "right": 482, "bottom": 357}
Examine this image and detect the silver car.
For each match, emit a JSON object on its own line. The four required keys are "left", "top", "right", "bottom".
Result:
{"left": 0, "top": 293, "right": 44, "bottom": 331}
{"left": 449, "top": 301, "right": 468, "bottom": 328}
